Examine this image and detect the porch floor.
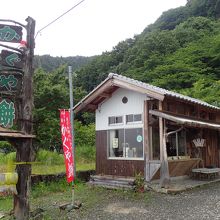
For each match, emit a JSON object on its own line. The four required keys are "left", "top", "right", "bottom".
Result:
{"left": 89, "top": 174, "right": 220, "bottom": 193}
{"left": 146, "top": 175, "right": 220, "bottom": 194}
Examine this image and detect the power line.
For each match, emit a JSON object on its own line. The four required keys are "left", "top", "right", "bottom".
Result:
{"left": 35, "top": 0, "right": 86, "bottom": 39}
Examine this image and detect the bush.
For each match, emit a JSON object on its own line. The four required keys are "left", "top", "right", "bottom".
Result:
{"left": 0, "top": 153, "right": 5, "bottom": 164}
{"left": 134, "top": 172, "right": 145, "bottom": 193}
{"left": 75, "top": 122, "right": 95, "bottom": 147}
{"left": 36, "top": 149, "right": 64, "bottom": 165}
{"left": 0, "top": 152, "right": 16, "bottom": 172}
{"left": 4, "top": 152, "right": 16, "bottom": 163}
{"left": 76, "top": 145, "right": 96, "bottom": 163}
{"left": 35, "top": 146, "right": 95, "bottom": 166}
{"left": 0, "top": 141, "right": 14, "bottom": 154}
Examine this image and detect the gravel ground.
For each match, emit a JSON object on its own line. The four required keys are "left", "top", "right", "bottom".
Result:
{"left": 69, "top": 182, "right": 220, "bottom": 220}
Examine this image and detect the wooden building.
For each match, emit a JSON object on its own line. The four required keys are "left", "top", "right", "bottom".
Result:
{"left": 74, "top": 73, "right": 220, "bottom": 186}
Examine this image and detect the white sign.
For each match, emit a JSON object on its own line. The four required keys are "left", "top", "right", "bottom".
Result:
{"left": 137, "top": 135, "right": 143, "bottom": 143}
{"left": 112, "top": 138, "right": 119, "bottom": 148}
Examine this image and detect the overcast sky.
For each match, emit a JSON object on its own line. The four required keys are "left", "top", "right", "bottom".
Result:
{"left": 1, "top": 0, "right": 187, "bottom": 57}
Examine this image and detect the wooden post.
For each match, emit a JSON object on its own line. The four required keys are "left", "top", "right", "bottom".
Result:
{"left": 159, "top": 101, "right": 170, "bottom": 188}
{"left": 144, "top": 100, "right": 151, "bottom": 181}
{"left": 14, "top": 17, "right": 35, "bottom": 220}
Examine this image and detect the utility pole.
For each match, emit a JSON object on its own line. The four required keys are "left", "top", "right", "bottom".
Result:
{"left": 68, "top": 66, "right": 76, "bottom": 206}
{"left": 13, "top": 17, "right": 35, "bottom": 220}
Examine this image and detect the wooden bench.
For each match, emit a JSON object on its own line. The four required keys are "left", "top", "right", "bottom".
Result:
{"left": 191, "top": 168, "right": 220, "bottom": 180}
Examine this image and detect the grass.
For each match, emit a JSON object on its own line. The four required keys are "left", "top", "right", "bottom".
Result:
{"left": 0, "top": 178, "right": 151, "bottom": 219}
{"left": 0, "top": 162, "right": 95, "bottom": 175}
{"left": 0, "top": 148, "right": 95, "bottom": 174}
{"left": 31, "top": 162, "right": 95, "bottom": 175}
{"left": 0, "top": 148, "right": 96, "bottom": 216}
{"left": 0, "top": 196, "right": 12, "bottom": 212}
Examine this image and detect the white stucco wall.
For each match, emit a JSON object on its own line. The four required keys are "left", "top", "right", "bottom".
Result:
{"left": 95, "top": 88, "right": 150, "bottom": 131}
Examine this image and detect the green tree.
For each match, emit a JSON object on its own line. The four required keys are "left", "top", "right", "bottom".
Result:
{"left": 33, "top": 66, "right": 87, "bottom": 149}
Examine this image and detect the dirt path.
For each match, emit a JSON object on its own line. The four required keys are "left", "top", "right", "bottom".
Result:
{"left": 27, "top": 181, "right": 220, "bottom": 220}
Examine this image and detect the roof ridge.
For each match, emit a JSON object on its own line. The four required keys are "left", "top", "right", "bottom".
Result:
{"left": 109, "top": 73, "right": 220, "bottom": 110}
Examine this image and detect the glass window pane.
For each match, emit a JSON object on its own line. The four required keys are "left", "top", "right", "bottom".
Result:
{"left": 109, "top": 117, "right": 115, "bottom": 125}
{"left": 126, "top": 114, "right": 133, "bottom": 123}
{"left": 134, "top": 114, "right": 142, "bottom": 122}
{"left": 116, "top": 116, "right": 122, "bottom": 123}
{"left": 167, "top": 135, "right": 177, "bottom": 156}
{"left": 152, "top": 127, "right": 160, "bottom": 160}
{"left": 109, "top": 116, "right": 123, "bottom": 124}
{"left": 178, "top": 130, "right": 186, "bottom": 156}
{"left": 124, "top": 128, "right": 143, "bottom": 158}
{"left": 108, "top": 129, "right": 124, "bottom": 157}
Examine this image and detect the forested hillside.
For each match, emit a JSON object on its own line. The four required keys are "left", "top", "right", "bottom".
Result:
{"left": 34, "top": 55, "right": 94, "bottom": 72}
{"left": 33, "top": 0, "right": 220, "bottom": 149}
{"left": 74, "top": 0, "right": 220, "bottom": 106}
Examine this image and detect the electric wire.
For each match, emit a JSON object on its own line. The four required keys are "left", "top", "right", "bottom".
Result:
{"left": 35, "top": 0, "right": 86, "bottom": 39}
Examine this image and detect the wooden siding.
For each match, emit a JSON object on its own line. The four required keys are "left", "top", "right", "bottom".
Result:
{"left": 96, "top": 130, "right": 144, "bottom": 177}
{"left": 153, "top": 158, "right": 201, "bottom": 179}
{"left": 203, "top": 129, "right": 220, "bottom": 167}
{"left": 185, "top": 128, "right": 220, "bottom": 168}
{"left": 164, "top": 97, "right": 220, "bottom": 122}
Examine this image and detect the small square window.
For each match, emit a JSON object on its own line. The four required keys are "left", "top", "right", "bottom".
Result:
{"left": 134, "top": 114, "right": 142, "bottom": 122}
{"left": 109, "top": 117, "right": 115, "bottom": 125}
{"left": 126, "top": 114, "right": 142, "bottom": 123}
{"left": 126, "top": 114, "right": 133, "bottom": 123}
{"left": 109, "top": 116, "right": 123, "bottom": 125}
{"left": 116, "top": 116, "right": 122, "bottom": 123}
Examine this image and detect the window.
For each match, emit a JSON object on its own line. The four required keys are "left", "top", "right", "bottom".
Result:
{"left": 108, "top": 116, "right": 123, "bottom": 125}
{"left": 166, "top": 130, "right": 186, "bottom": 157}
{"left": 126, "top": 114, "right": 142, "bottom": 123}
{"left": 108, "top": 128, "right": 143, "bottom": 159}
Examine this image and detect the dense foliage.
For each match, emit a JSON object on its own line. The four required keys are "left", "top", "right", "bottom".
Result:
{"left": 73, "top": 0, "right": 220, "bottom": 107}
{"left": 33, "top": 66, "right": 95, "bottom": 149}
{"left": 34, "top": 55, "right": 95, "bottom": 72}
{"left": 33, "top": 0, "right": 220, "bottom": 150}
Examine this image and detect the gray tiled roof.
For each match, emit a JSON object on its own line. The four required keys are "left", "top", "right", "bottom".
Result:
{"left": 108, "top": 73, "right": 220, "bottom": 110}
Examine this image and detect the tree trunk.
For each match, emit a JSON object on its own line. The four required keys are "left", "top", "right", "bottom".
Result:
{"left": 14, "top": 141, "right": 33, "bottom": 219}
{"left": 13, "top": 17, "right": 35, "bottom": 220}
{"left": 159, "top": 101, "right": 170, "bottom": 188}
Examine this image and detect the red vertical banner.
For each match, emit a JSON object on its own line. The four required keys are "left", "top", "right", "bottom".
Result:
{"left": 60, "top": 109, "right": 74, "bottom": 183}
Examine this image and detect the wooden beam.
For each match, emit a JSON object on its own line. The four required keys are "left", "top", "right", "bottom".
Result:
{"left": 87, "top": 104, "right": 98, "bottom": 110}
{"left": 159, "top": 101, "right": 163, "bottom": 166}
{"left": 112, "top": 78, "right": 165, "bottom": 101}
{"left": 144, "top": 100, "right": 150, "bottom": 160}
{"left": 159, "top": 101, "right": 170, "bottom": 188}
{"left": 0, "top": 132, "right": 35, "bottom": 138}
{"left": 144, "top": 100, "right": 149, "bottom": 181}
{"left": 74, "top": 80, "right": 114, "bottom": 113}
{"left": 99, "top": 92, "right": 111, "bottom": 98}
{"left": 150, "top": 110, "right": 220, "bottom": 130}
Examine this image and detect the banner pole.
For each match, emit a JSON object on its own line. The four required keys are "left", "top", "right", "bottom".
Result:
{"left": 68, "top": 66, "right": 75, "bottom": 206}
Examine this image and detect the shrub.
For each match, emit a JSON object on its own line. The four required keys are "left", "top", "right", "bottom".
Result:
{"left": 76, "top": 145, "right": 96, "bottom": 163}
{"left": 0, "top": 152, "right": 16, "bottom": 172}
{"left": 0, "top": 153, "right": 5, "bottom": 164}
{"left": 4, "top": 152, "right": 16, "bottom": 163}
{"left": 36, "top": 149, "right": 64, "bottom": 165}
{"left": 0, "top": 141, "right": 14, "bottom": 153}
{"left": 134, "top": 172, "right": 145, "bottom": 193}
{"left": 75, "top": 122, "right": 95, "bottom": 147}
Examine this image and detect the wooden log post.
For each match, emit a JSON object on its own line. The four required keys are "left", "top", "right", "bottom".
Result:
{"left": 14, "top": 17, "right": 35, "bottom": 220}
{"left": 159, "top": 101, "right": 170, "bottom": 188}
{"left": 144, "top": 100, "right": 150, "bottom": 181}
